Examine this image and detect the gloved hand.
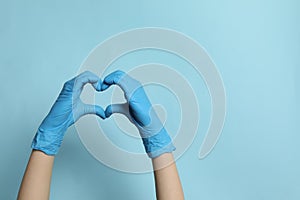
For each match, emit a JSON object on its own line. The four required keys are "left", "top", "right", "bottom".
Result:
{"left": 31, "top": 71, "right": 105, "bottom": 155}
{"left": 102, "top": 70, "right": 175, "bottom": 158}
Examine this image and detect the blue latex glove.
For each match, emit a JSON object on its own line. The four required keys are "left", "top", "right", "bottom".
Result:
{"left": 102, "top": 70, "right": 175, "bottom": 158}
{"left": 31, "top": 71, "right": 105, "bottom": 155}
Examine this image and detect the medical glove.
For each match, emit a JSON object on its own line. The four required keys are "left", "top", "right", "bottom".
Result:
{"left": 31, "top": 71, "right": 105, "bottom": 155}
{"left": 102, "top": 70, "right": 175, "bottom": 158}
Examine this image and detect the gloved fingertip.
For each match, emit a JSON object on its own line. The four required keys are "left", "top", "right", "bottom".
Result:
{"left": 93, "top": 80, "right": 102, "bottom": 92}
{"left": 105, "top": 106, "right": 113, "bottom": 118}
{"left": 94, "top": 106, "right": 106, "bottom": 119}
{"left": 101, "top": 83, "right": 110, "bottom": 91}
{"left": 97, "top": 113, "right": 106, "bottom": 120}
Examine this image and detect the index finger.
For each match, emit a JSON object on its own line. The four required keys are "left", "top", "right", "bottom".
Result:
{"left": 73, "top": 71, "right": 101, "bottom": 92}
{"left": 102, "top": 70, "right": 142, "bottom": 98}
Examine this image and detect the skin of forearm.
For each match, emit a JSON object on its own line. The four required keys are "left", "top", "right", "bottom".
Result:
{"left": 152, "top": 153, "right": 184, "bottom": 200}
{"left": 17, "top": 150, "right": 54, "bottom": 200}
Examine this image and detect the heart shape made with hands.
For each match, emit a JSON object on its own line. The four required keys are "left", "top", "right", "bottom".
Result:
{"left": 76, "top": 70, "right": 175, "bottom": 158}
{"left": 32, "top": 70, "right": 175, "bottom": 158}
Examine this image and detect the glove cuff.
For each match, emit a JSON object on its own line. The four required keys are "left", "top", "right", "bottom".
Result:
{"left": 31, "top": 127, "right": 66, "bottom": 155}
{"left": 142, "top": 128, "right": 176, "bottom": 158}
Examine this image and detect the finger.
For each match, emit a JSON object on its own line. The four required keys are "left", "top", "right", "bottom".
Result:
{"left": 102, "top": 70, "right": 142, "bottom": 99}
{"left": 74, "top": 71, "right": 101, "bottom": 92}
{"left": 105, "top": 103, "right": 130, "bottom": 118}
{"left": 80, "top": 104, "right": 106, "bottom": 119}
{"left": 101, "top": 70, "right": 126, "bottom": 91}
{"left": 92, "top": 80, "right": 102, "bottom": 92}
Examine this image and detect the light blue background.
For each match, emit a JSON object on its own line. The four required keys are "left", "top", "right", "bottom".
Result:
{"left": 0, "top": 0, "right": 299, "bottom": 199}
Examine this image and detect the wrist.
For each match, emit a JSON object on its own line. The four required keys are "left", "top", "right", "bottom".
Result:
{"left": 141, "top": 128, "right": 176, "bottom": 158}
{"left": 31, "top": 127, "right": 67, "bottom": 155}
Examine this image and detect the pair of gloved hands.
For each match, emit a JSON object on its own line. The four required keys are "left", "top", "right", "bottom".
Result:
{"left": 31, "top": 71, "right": 175, "bottom": 158}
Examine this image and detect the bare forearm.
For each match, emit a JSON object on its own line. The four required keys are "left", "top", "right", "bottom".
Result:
{"left": 17, "top": 150, "right": 54, "bottom": 200}
{"left": 152, "top": 153, "right": 184, "bottom": 200}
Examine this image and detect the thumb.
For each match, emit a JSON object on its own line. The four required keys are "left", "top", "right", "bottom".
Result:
{"left": 75, "top": 104, "right": 106, "bottom": 121}
{"left": 105, "top": 103, "right": 130, "bottom": 119}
